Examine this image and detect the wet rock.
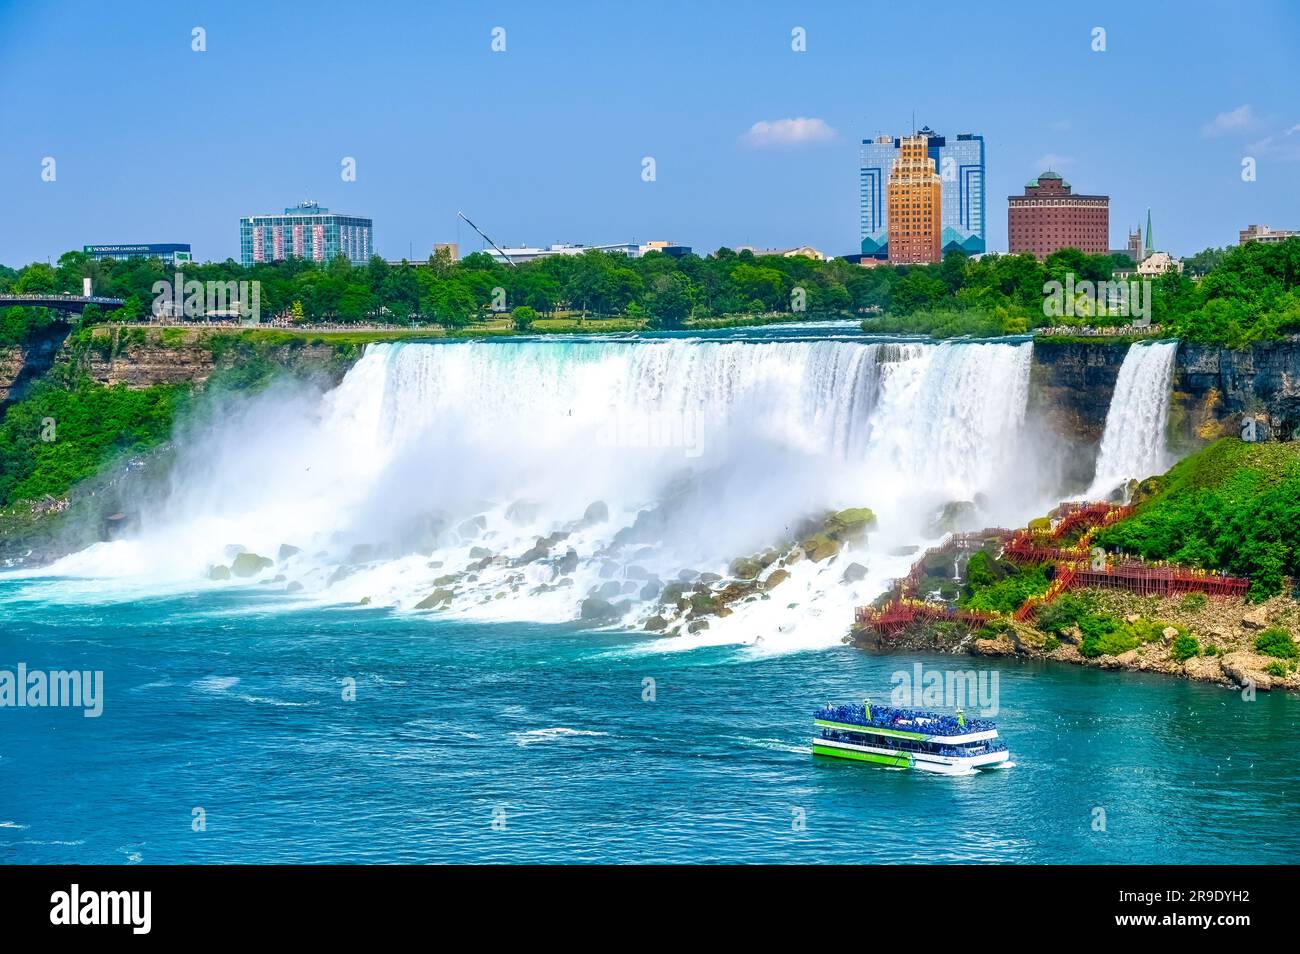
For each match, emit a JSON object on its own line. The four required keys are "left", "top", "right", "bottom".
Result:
{"left": 599, "top": 560, "right": 620, "bottom": 579}
{"left": 457, "top": 516, "right": 486, "bottom": 539}
{"left": 469, "top": 546, "right": 493, "bottom": 559}
{"left": 926, "top": 500, "right": 978, "bottom": 535}
{"left": 580, "top": 597, "right": 621, "bottom": 621}
{"left": 359, "top": 596, "right": 371, "bottom": 606}
{"left": 698, "top": 572, "right": 722, "bottom": 585}
{"left": 223, "top": 544, "right": 247, "bottom": 558}
{"left": 285, "top": 581, "right": 304, "bottom": 593}
{"left": 887, "top": 545, "right": 919, "bottom": 557}
{"left": 729, "top": 557, "right": 762, "bottom": 580}
{"left": 415, "top": 588, "right": 454, "bottom": 610}
{"left": 639, "top": 579, "right": 662, "bottom": 601}
{"left": 555, "top": 549, "right": 579, "bottom": 575}
{"left": 625, "top": 565, "right": 651, "bottom": 580}
{"left": 841, "top": 562, "right": 868, "bottom": 583}
{"left": 801, "top": 532, "right": 841, "bottom": 563}
{"left": 596, "top": 580, "right": 623, "bottom": 599}
{"left": 433, "top": 574, "right": 458, "bottom": 586}
{"left": 506, "top": 500, "right": 542, "bottom": 525}
{"left": 826, "top": 508, "right": 876, "bottom": 541}
{"left": 208, "top": 565, "right": 231, "bottom": 581}
{"left": 327, "top": 565, "right": 354, "bottom": 586}
{"left": 231, "top": 552, "right": 273, "bottom": 577}
{"left": 278, "top": 544, "right": 301, "bottom": 561}
{"left": 348, "top": 543, "right": 374, "bottom": 564}
{"left": 644, "top": 615, "right": 668, "bottom": 632}
{"left": 687, "top": 619, "right": 710, "bottom": 634}
{"left": 582, "top": 501, "right": 610, "bottom": 525}
{"left": 763, "top": 568, "right": 790, "bottom": 589}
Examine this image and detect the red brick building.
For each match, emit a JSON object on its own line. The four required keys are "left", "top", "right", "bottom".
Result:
{"left": 1008, "top": 172, "right": 1109, "bottom": 260}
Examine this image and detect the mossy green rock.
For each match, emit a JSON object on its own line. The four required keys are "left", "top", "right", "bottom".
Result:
{"left": 230, "top": 552, "right": 273, "bottom": 577}
{"left": 208, "top": 564, "right": 231, "bottom": 581}
{"left": 415, "top": 588, "right": 454, "bottom": 609}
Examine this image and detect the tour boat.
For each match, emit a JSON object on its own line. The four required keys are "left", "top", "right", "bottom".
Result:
{"left": 812, "top": 703, "right": 1010, "bottom": 774}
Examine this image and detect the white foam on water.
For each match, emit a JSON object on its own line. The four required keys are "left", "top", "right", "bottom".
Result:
{"left": 17, "top": 337, "right": 1072, "bottom": 652}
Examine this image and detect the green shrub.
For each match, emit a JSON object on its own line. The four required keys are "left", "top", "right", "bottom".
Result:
{"left": 1172, "top": 633, "right": 1200, "bottom": 662}
{"left": 1254, "top": 627, "right": 1298, "bottom": 660}
{"left": 1264, "top": 661, "right": 1291, "bottom": 678}
{"left": 1042, "top": 635, "right": 1061, "bottom": 653}
{"left": 1179, "top": 592, "right": 1208, "bottom": 612}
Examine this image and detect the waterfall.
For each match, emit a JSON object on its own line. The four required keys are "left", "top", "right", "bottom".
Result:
{"left": 39, "top": 337, "right": 1044, "bottom": 651}
{"left": 1088, "top": 341, "right": 1178, "bottom": 497}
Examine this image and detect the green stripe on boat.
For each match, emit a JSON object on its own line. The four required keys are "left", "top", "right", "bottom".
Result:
{"left": 812, "top": 744, "right": 913, "bottom": 767}
{"left": 813, "top": 719, "right": 928, "bottom": 741}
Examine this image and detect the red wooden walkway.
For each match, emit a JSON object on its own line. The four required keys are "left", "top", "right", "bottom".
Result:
{"left": 857, "top": 501, "right": 1252, "bottom": 636}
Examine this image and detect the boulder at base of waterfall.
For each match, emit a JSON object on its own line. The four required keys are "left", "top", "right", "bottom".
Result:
{"left": 231, "top": 552, "right": 273, "bottom": 577}
{"left": 278, "top": 544, "right": 301, "bottom": 561}
{"left": 580, "top": 597, "right": 623, "bottom": 621}
{"left": 415, "top": 588, "right": 454, "bottom": 610}
{"left": 763, "top": 568, "right": 791, "bottom": 590}
{"left": 285, "top": 581, "right": 304, "bottom": 593}
{"left": 582, "top": 500, "right": 610, "bottom": 525}
{"left": 208, "top": 565, "right": 231, "bottom": 581}
{"left": 469, "top": 546, "right": 493, "bottom": 559}
{"left": 506, "top": 500, "right": 542, "bottom": 525}
{"left": 842, "top": 562, "right": 869, "bottom": 583}
{"left": 457, "top": 516, "right": 486, "bottom": 539}
{"left": 729, "top": 556, "right": 763, "bottom": 580}
{"left": 644, "top": 615, "right": 668, "bottom": 632}
{"left": 639, "top": 579, "right": 662, "bottom": 601}
{"left": 826, "top": 508, "right": 877, "bottom": 541}
{"left": 801, "top": 532, "right": 841, "bottom": 563}
{"left": 927, "top": 500, "right": 979, "bottom": 535}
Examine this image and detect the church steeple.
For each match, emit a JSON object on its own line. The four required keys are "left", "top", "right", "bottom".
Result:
{"left": 1145, "top": 208, "right": 1154, "bottom": 252}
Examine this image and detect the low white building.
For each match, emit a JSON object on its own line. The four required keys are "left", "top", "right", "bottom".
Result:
{"left": 1136, "top": 251, "right": 1184, "bottom": 276}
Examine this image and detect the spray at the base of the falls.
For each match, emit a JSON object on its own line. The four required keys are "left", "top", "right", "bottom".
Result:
{"left": 1088, "top": 341, "right": 1178, "bottom": 499}
{"left": 36, "top": 336, "right": 1054, "bottom": 652}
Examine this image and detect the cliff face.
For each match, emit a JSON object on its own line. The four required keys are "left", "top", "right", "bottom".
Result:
{"left": 1029, "top": 339, "right": 1300, "bottom": 461}
{"left": 0, "top": 325, "right": 71, "bottom": 407}
{"left": 1173, "top": 341, "right": 1300, "bottom": 444}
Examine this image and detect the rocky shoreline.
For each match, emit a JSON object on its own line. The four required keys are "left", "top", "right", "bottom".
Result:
{"left": 851, "top": 589, "right": 1300, "bottom": 693}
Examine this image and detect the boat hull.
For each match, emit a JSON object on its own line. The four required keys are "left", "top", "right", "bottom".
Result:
{"left": 812, "top": 737, "right": 1009, "bottom": 774}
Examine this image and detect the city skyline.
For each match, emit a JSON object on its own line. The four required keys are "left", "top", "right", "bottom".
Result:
{"left": 2, "top": 1, "right": 1299, "bottom": 266}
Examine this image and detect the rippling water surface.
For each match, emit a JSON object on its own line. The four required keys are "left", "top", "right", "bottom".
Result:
{"left": 3, "top": 582, "right": 1296, "bottom": 864}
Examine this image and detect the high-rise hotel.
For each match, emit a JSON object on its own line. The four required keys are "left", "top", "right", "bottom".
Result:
{"left": 1007, "top": 172, "right": 1109, "bottom": 260}
{"left": 885, "top": 133, "right": 943, "bottom": 264}
{"left": 239, "top": 201, "right": 373, "bottom": 267}
{"left": 861, "top": 126, "right": 984, "bottom": 260}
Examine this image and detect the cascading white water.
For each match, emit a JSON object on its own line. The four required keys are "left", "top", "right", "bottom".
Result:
{"left": 1088, "top": 341, "right": 1178, "bottom": 497}
{"left": 38, "top": 337, "right": 1046, "bottom": 651}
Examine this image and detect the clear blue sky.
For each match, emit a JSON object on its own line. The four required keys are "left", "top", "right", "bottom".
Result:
{"left": 2, "top": 0, "right": 1297, "bottom": 266}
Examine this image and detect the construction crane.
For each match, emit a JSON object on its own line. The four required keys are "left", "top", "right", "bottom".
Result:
{"left": 457, "top": 211, "right": 517, "bottom": 267}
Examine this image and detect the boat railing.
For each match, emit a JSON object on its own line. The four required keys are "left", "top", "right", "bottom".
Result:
{"left": 816, "top": 704, "right": 994, "bottom": 736}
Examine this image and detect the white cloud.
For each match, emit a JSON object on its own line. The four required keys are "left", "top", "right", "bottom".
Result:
{"left": 1201, "top": 104, "right": 1260, "bottom": 137}
{"left": 741, "top": 117, "right": 837, "bottom": 149}
{"left": 1247, "top": 123, "right": 1300, "bottom": 161}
